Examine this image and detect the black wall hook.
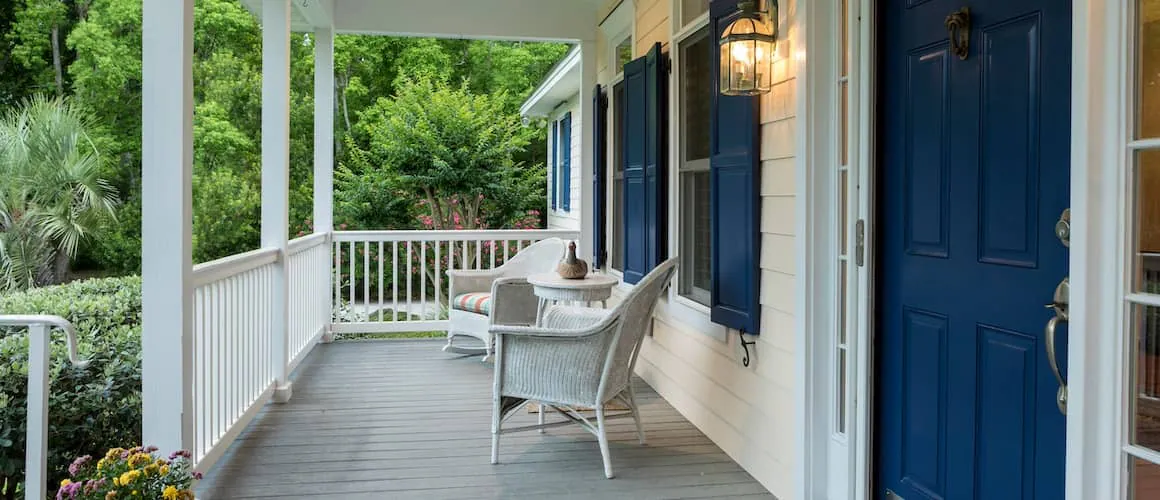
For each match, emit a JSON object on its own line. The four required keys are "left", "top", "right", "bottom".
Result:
{"left": 738, "top": 330, "right": 757, "bottom": 367}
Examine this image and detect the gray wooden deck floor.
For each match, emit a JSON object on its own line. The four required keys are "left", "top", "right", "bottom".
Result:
{"left": 197, "top": 339, "right": 774, "bottom": 499}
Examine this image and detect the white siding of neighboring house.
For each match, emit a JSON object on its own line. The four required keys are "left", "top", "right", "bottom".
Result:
{"left": 596, "top": 0, "right": 798, "bottom": 497}
{"left": 545, "top": 97, "right": 583, "bottom": 231}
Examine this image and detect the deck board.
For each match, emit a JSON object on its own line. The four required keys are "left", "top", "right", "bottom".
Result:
{"left": 197, "top": 340, "right": 774, "bottom": 499}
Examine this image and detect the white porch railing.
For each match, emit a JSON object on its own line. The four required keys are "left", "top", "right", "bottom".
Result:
{"left": 287, "top": 232, "right": 331, "bottom": 372}
{"left": 0, "top": 315, "right": 87, "bottom": 500}
{"left": 190, "top": 246, "right": 280, "bottom": 467}
{"left": 330, "top": 229, "right": 580, "bottom": 335}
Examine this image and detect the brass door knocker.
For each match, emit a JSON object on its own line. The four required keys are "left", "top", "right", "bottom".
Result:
{"left": 945, "top": 7, "right": 971, "bottom": 60}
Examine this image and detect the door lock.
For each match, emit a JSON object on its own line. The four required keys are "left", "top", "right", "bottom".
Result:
{"left": 1054, "top": 208, "right": 1071, "bottom": 248}
{"left": 1044, "top": 277, "right": 1069, "bottom": 414}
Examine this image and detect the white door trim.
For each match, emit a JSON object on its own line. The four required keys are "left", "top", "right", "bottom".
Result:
{"left": 799, "top": 0, "right": 1123, "bottom": 497}
{"left": 1067, "top": 0, "right": 1129, "bottom": 497}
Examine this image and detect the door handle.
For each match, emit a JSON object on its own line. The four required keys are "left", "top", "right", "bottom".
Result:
{"left": 1044, "top": 313, "right": 1067, "bottom": 414}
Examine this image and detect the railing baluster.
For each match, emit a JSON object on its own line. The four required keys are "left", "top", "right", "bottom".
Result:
{"left": 393, "top": 241, "right": 399, "bottom": 322}
{"left": 476, "top": 240, "right": 482, "bottom": 270}
{"left": 462, "top": 240, "right": 469, "bottom": 270}
{"left": 348, "top": 241, "right": 356, "bottom": 322}
{"left": 421, "top": 240, "right": 427, "bottom": 320}
{"left": 407, "top": 241, "right": 414, "bottom": 322}
{"left": 435, "top": 241, "right": 442, "bottom": 312}
{"left": 364, "top": 241, "right": 371, "bottom": 321}
{"left": 378, "top": 241, "right": 384, "bottom": 322}
{"left": 333, "top": 240, "right": 340, "bottom": 323}
{"left": 503, "top": 239, "right": 510, "bottom": 264}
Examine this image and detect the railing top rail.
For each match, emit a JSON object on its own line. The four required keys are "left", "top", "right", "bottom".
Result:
{"left": 288, "top": 232, "right": 329, "bottom": 256}
{"left": 333, "top": 229, "right": 581, "bottom": 242}
{"left": 0, "top": 315, "right": 88, "bottom": 367}
{"left": 192, "top": 247, "right": 280, "bottom": 288}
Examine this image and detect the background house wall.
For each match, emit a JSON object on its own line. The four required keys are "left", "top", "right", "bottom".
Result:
{"left": 597, "top": 0, "right": 799, "bottom": 497}
{"left": 545, "top": 97, "right": 583, "bottom": 231}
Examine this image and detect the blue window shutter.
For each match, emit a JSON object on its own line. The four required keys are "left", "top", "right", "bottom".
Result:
{"left": 550, "top": 120, "right": 558, "bottom": 210}
{"left": 593, "top": 85, "right": 608, "bottom": 268}
{"left": 710, "top": 0, "right": 761, "bottom": 334}
{"left": 562, "top": 113, "right": 572, "bottom": 212}
{"left": 622, "top": 43, "right": 668, "bottom": 285}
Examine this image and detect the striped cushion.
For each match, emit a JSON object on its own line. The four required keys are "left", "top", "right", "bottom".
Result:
{"left": 452, "top": 292, "right": 493, "bottom": 315}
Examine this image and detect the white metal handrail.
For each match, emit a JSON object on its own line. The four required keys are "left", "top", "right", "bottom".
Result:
{"left": 0, "top": 315, "right": 87, "bottom": 500}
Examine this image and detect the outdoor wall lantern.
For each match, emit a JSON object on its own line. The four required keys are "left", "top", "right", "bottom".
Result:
{"left": 719, "top": 0, "right": 779, "bottom": 96}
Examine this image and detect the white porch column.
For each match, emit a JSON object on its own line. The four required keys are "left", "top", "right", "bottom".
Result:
{"left": 313, "top": 27, "right": 335, "bottom": 234}
{"left": 141, "top": 0, "right": 194, "bottom": 454}
{"left": 263, "top": 0, "right": 293, "bottom": 402}
{"left": 578, "top": 39, "right": 597, "bottom": 261}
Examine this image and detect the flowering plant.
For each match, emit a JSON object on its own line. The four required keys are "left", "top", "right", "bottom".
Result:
{"left": 55, "top": 446, "right": 201, "bottom": 500}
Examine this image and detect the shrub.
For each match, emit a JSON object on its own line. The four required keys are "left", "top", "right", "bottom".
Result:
{"left": 0, "top": 277, "right": 143, "bottom": 497}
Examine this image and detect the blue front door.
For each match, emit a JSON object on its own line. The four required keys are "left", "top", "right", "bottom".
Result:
{"left": 876, "top": 0, "right": 1071, "bottom": 497}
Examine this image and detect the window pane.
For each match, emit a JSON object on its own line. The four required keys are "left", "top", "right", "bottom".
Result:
{"left": 614, "top": 82, "right": 626, "bottom": 174}
{"left": 616, "top": 39, "right": 633, "bottom": 75}
{"left": 840, "top": 81, "right": 849, "bottom": 166}
{"left": 837, "top": 348, "right": 848, "bottom": 433}
{"left": 681, "top": 28, "right": 712, "bottom": 163}
{"left": 1132, "top": 304, "right": 1160, "bottom": 451}
{"left": 840, "top": 0, "right": 849, "bottom": 78}
{"left": 839, "top": 264, "right": 848, "bottom": 345}
{"left": 1132, "top": 457, "right": 1160, "bottom": 499}
{"left": 1135, "top": 150, "right": 1160, "bottom": 293}
{"left": 680, "top": 171, "right": 711, "bottom": 305}
{"left": 1138, "top": 0, "right": 1160, "bottom": 138}
{"left": 681, "top": 0, "right": 709, "bottom": 28}
{"left": 840, "top": 170, "right": 849, "bottom": 254}
{"left": 611, "top": 81, "right": 626, "bottom": 272}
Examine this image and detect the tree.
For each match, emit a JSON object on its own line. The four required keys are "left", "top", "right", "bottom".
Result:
{"left": 0, "top": 95, "right": 118, "bottom": 290}
{"left": 351, "top": 76, "right": 543, "bottom": 232}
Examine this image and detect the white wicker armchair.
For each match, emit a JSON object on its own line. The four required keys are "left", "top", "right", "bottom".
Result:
{"left": 444, "top": 237, "right": 566, "bottom": 361}
{"left": 489, "top": 258, "right": 678, "bottom": 479}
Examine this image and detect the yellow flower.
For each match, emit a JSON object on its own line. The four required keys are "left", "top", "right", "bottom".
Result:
{"left": 112, "top": 477, "right": 121, "bottom": 487}
{"left": 118, "top": 470, "right": 141, "bottom": 486}
{"left": 162, "top": 486, "right": 179, "bottom": 500}
{"left": 131, "top": 490, "right": 139, "bottom": 496}
{"left": 159, "top": 465, "right": 171, "bottom": 475}
{"left": 97, "top": 457, "right": 108, "bottom": 471}
{"left": 128, "top": 453, "right": 152, "bottom": 468}
{"left": 60, "top": 479, "right": 72, "bottom": 487}
{"left": 105, "top": 492, "right": 117, "bottom": 500}
{"left": 177, "top": 490, "right": 196, "bottom": 500}
{"left": 106, "top": 448, "right": 125, "bottom": 460}
{"left": 144, "top": 463, "right": 159, "bottom": 476}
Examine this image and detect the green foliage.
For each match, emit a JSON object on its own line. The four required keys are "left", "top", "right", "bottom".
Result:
{"left": 0, "top": 95, "right": 119, "bottom": 290}
{"left": 0, "top": 276, "right": 143, "bottom": 495}
{"left": 193, "top": 169, "right": 261, "bottom": 263}
{"left": 349, "top": 76, "right": 545, "bottom": 231}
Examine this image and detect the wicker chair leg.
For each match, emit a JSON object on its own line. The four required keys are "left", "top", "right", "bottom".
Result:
{"left": 627, "top": 388, "right": 645, "bottom": 445}
{"left": 595, "top": 406, "right": 614, "bottom": 479}
{"left": 538, "top": 402, "right": 546, "bottom": 433}
{"left": 491, "top": 398, "right": 502, "bottom": 464}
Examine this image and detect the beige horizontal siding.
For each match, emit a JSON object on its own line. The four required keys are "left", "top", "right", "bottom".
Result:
{"left": 624, "top": 0, "right": 800, "bottom": 498}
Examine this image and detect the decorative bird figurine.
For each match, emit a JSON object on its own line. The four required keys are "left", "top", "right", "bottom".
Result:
{"left": 556, "top": 241, "right": 589, "bottom": 279}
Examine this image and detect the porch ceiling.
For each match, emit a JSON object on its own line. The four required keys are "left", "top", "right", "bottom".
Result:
{"left": 243, "top": 0, "right": 604, "bottom": 41}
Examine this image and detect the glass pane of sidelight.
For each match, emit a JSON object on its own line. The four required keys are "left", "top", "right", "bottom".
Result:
{"left": 840, "top": 81, "right": 850, "bottom": 166}
{"left": 1135, "top": 150, "right": 1160, "bottom": 293}
{"left": 1138, "top": 0, "right": 1160, "bottom": 139}
{"left": 1132, "top": 303, "right": 1160, "bottom": 452}
{"left": 679, "top": 170, "right": 712, "bottom": 305}
{"left": 1132, "top": 457, "right": 1160, "bottom": 499}
{"left": 839, "top": 264, "right": 848, "bottom": 345}
{"left": 837, "top": 348, "right": 848, "bottom": 433}
{"left": 841, "top": 0, "right": 849, "bottom": 78}
{"left": 840, "top": 170, "right": 849, "bottom": 254}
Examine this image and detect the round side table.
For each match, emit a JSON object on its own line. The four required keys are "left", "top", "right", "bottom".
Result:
{"left": 526, "top": 273, "right": 619, "bottom": 326}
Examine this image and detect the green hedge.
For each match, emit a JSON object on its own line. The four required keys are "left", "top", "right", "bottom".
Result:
{"left": 0, "top": 277, "right": 143, "bottom": 498}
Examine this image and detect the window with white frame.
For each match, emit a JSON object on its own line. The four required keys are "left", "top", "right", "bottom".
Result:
{"left": 615, "top": 37, "right": 633, "bottom": 77}
{"left": 1125, "top": 0, "right": 1160, "bottom": 492}
{"left": 677, "top": 25, "right": 713, "bottom": 306}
